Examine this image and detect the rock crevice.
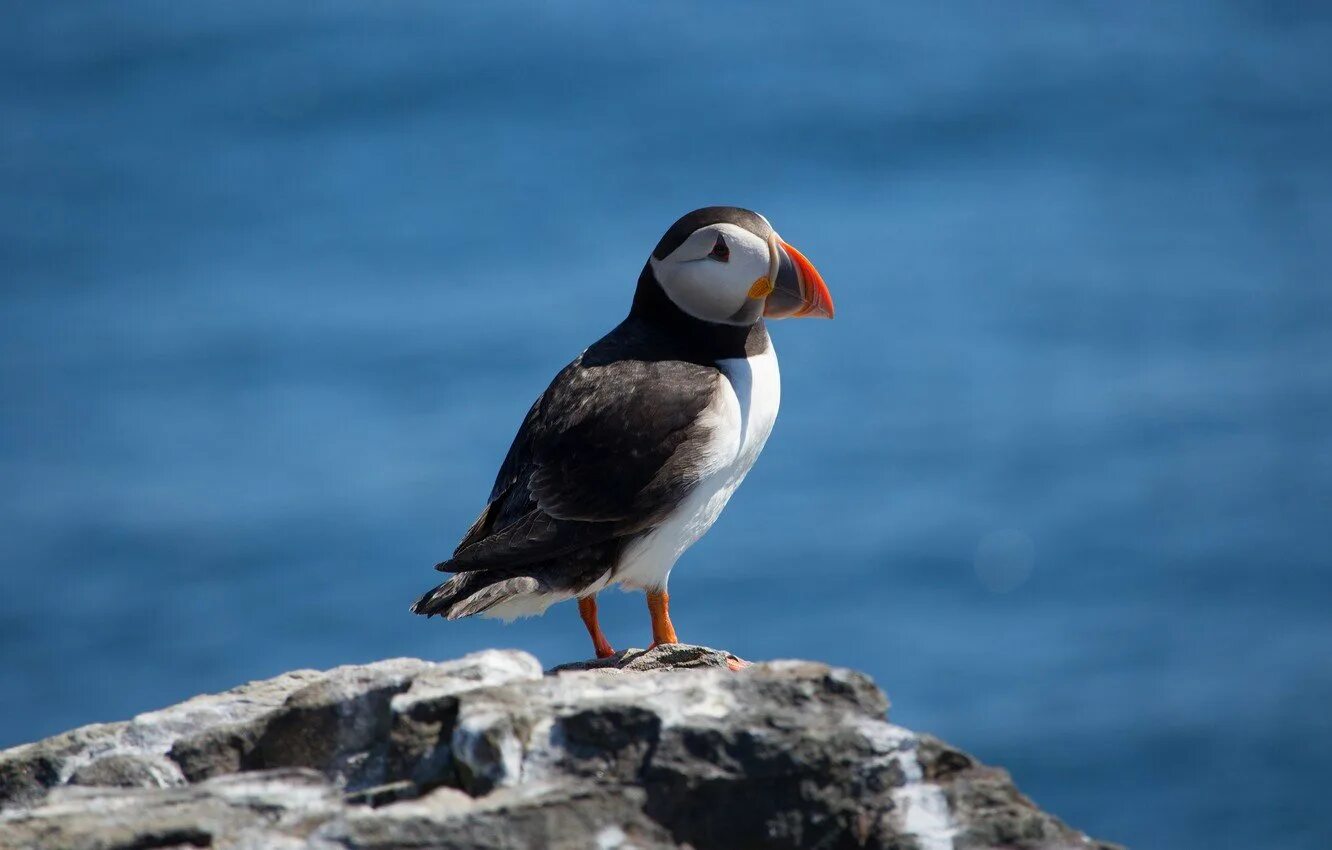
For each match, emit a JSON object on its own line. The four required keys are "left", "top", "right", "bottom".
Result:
{"left": 0, "top": 645, "right": 1119, "bottom": 850}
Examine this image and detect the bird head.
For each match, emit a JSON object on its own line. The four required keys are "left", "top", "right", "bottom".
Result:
{"left": 646, "top": 207, "right": 833, "bottom": 326}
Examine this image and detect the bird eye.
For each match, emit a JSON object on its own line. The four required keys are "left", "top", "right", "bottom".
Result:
{"left": 708, "top": 234, "right": 730, "bottom": 262}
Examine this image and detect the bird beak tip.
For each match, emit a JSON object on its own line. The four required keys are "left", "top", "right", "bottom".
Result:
{"left": 764, "top": 239, "right": 834, "bottom": 320}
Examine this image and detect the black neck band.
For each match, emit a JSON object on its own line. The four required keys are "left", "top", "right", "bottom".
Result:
{"left": 628, "top": 264, "right": 766, "bottom": 361}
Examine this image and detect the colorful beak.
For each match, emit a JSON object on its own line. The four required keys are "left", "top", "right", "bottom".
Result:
{"left": 763, "top": 238, "right": 834, "bottom": 319}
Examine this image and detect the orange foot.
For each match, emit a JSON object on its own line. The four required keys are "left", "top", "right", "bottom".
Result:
{"left": 646, "top": 589, "right": 679, "bottom": 647}
{"left": 578, "top": 596, "right": 616, "bottom": 659}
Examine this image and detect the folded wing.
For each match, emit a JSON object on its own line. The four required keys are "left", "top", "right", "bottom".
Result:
{"left": 438, "top": 348, "right": 720, "bottom": 573}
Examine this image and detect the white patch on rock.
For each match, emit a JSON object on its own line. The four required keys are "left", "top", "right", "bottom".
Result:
{"left": 595, "top": 824, "right": 629, "bottom": 849}
{"left": 869, "top": 722, "right": 957, "bottom": 850}
{"left": 848, "top": 719, "right": 956, "bottom": 850}
{"left": 391, "top": 650, "right": 542, "bottom": 713}
{"left": 452, "top": 706, "right": 523, "bottom": 790}
{"left": 517, "top": 670, "right": 741, "bottom": 786}
{"left": 541, "top": 670, "right": 738, "bottom": 728}
{"left": 206, "top": 770, "right": 336, "bottom": 810}
{"left": 343, "top": 784, "right": 474, "bottom": 821}
{"left": 518, "top": 716, "right": 562, "bottom": 784}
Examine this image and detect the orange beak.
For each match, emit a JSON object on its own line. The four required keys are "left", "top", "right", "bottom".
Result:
{"left": 763, "top": 238, "right": 834, "bottom": 319}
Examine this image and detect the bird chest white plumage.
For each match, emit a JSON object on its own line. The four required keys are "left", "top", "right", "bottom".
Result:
{"left": 614, "top": 344, "right": 781, "bottom": 590}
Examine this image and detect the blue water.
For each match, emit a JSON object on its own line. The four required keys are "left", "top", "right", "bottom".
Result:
{"left": 3, "top": 3, "right": 1331, "bottom": 847}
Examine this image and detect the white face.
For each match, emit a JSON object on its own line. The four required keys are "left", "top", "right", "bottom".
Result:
{"left": 648, "top": 223, "right": 776, "bottom": 326}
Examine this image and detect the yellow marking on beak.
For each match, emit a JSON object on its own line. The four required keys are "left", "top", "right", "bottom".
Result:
{"left": 747, "top": 276, "right": 774, "bottom": 299}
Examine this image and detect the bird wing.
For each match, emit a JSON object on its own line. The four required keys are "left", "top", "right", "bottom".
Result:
{"left": 438, "top": 348, "right": 721, "bottom": 573}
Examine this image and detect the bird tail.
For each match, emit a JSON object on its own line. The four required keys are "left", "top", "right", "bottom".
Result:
{"left": 410, "top": 570, "right": 542, "bottom": 620}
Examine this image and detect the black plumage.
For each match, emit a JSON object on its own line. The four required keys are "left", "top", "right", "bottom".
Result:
{"left": 411, "top": 262, "right": 770, "bottom": 619}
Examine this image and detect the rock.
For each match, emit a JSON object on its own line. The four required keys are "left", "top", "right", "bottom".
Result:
{"left": 0, "top": 768, "right": 343, "bottom": 850}
{"left": 0, "top": 646, "right": 1121, "bottom": 850}
{"left": 550, "top": 643, "right": 747, "bottom": 673}
{"left": 337, "top": 781, "right": 677, "bottom": 850}
{"left": 67, "top": 753, "right": 184, "bottom": 790}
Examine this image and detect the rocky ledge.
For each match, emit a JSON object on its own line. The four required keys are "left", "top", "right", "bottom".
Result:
{"left": 0, "top": 645, "right": 1118, "bottom": 850}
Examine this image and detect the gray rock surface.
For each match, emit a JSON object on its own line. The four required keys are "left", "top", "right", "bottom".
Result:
{"left": 0, "top": 645, "right": 1121, "bottom": 850}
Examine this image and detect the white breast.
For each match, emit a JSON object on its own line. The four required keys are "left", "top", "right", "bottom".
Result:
{"left": 614, "top": 344, "right": 781, "bottom": 590}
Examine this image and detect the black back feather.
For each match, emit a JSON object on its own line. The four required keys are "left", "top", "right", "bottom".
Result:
{"left": 435, "top": 265, "right": 769, "bottom": 576}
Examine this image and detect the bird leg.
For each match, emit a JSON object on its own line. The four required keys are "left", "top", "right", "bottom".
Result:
{"left": 645, "top": 589, "right": 679, "bottom": 649}
{"left": 578, "top": 595, "right": 616, "bottom": 659}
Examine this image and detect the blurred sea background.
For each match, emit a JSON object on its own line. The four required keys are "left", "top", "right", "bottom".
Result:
{"left": 3, "top": 3, "right": 1330, "bottom": 848}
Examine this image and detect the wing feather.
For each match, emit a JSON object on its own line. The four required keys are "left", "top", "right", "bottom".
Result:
{"left": 437, "top": 333, "right": 720, "bottom": 573}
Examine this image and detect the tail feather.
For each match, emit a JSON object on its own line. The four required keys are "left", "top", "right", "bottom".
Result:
{"left": 410, "top": 571, "right": 540, "bottom": 620}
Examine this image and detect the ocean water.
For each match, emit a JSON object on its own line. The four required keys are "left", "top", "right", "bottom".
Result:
{"left": 2, "top": 3, "right": 1330, "bottom": 848}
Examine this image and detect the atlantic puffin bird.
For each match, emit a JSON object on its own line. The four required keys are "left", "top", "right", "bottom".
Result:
{"left": 411, "top": 206, "right": 832, "bottom": 658}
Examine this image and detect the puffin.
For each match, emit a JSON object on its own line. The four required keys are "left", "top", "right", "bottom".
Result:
{"left": 411, "top": 206, "right": 832, "bottom": 658}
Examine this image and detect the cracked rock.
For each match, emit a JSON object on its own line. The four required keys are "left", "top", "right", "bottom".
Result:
{"left": 0, "top": 645, "right": 1120, "bottom": 850}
